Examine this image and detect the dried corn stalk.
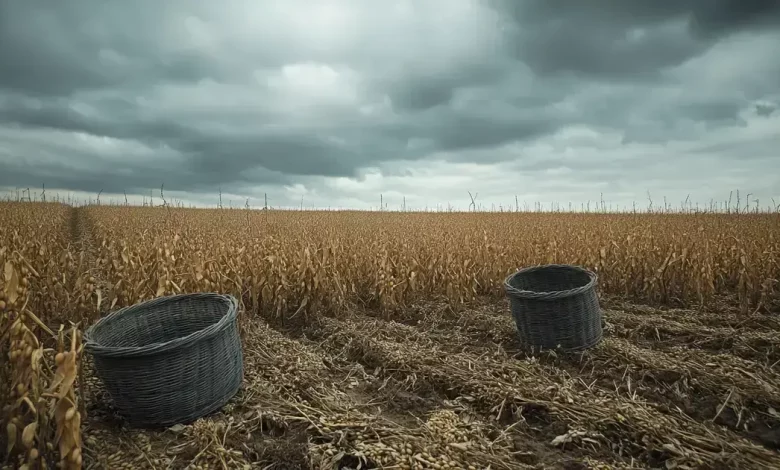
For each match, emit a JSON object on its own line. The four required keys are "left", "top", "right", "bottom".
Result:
{"left": 46, "top": 326, "right": 83, "bottom": 470}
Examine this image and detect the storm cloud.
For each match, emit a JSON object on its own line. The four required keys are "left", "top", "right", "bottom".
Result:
{"left": 0, "top": 0, "right": 778, "bottom": 209}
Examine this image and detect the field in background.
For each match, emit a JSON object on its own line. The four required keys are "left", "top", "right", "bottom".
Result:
{"left": 2, "top": 202, "right": 780, "bottom": 469}
{"left": 72, "top": 205, "right": 780, "bottom": 319}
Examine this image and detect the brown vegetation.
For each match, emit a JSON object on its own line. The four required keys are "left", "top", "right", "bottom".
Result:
{"left": 2, "top": 202, "right": 779, "bottom": 469}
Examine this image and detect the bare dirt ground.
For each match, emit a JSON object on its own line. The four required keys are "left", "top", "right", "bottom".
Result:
{"left": 81, "top": 297, "right": 780, "bottom": 470}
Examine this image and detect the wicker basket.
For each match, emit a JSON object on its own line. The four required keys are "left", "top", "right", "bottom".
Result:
{"left": 504, "top": 264, "right": 602, "bottom": 351}
{"left": 83, "top": 293, "right": 243, "bottom": 428}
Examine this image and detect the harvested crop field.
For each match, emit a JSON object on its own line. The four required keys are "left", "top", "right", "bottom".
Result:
{"left": 2, "top": 202, "right": 780, "bottom": 469}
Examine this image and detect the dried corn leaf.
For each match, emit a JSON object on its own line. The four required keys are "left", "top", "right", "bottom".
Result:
{"left": 4, "top": 261, "right": 19, "bottom": 304}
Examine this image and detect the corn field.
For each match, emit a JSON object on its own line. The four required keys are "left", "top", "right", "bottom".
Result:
{"left": 2, "top": 201, "right": 780, "bottom": 469}
{"left": 85, "top": 205, "right": 780, "bottom": 320}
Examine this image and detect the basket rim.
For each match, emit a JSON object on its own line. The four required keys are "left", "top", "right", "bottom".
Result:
{"left": 83, "top": 293, "right": 238, "bottom": 359}
{"left": 504, "top": 264, "right": 597, "bottom": 301}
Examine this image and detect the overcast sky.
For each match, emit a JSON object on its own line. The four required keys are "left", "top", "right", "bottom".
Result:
{"left": 1, "top": 0, "right": 779, "bottom": 211}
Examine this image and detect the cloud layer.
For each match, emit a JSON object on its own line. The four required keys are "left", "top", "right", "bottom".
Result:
{"left": 1, "top": 0, "right": 778, "bottom": 210}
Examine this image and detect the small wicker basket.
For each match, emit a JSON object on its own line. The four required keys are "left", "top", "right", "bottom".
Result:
{"left": 504, "top": 264, "right": 602, "bottom": 351}
{"left": 84, "top": 293, "right": 243, "bottom": 428}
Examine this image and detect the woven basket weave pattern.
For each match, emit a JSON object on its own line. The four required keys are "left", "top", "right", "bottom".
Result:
{"left": 504, "top": 264, "right": 602, "bottom": 351}
{"left": 84, "top": 293, "right": 243, "bottom": 428}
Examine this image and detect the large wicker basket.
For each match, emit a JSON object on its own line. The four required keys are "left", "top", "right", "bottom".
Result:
{"left": 83, "top": 293, "right": 243, "bottom": 428}
{"left": 504, "top": 264, "right": 602, "bottom": 351}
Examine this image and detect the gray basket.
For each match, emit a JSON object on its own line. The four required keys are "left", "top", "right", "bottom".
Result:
{"left": 83, "top": 293, "right": 243, "bottom": 428}
{"left": 504, "top": 264, "right": 602, "bottom": 351}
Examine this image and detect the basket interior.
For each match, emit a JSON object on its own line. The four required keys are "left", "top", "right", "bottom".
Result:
{"left": 508, "top": 266, "right": 591, "bottom": 294}
{"left": 90, "top": 296, "right": 230, "bottom": 348}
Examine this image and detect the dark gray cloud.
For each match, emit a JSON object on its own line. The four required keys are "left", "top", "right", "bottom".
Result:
{"left": 0, "top": 0, "right": 778, "bottom": 208}
{"left": 756, "top": 103, "right": 776, "bottom": 117}
{"left": 493, "top": 0, "right": 780, "bottom": 79}
{"left": 503, "top": 0, "right": 780, "bottom": 36}
{"left": 0, "top": 126, "right": 291, "bottom": 195}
